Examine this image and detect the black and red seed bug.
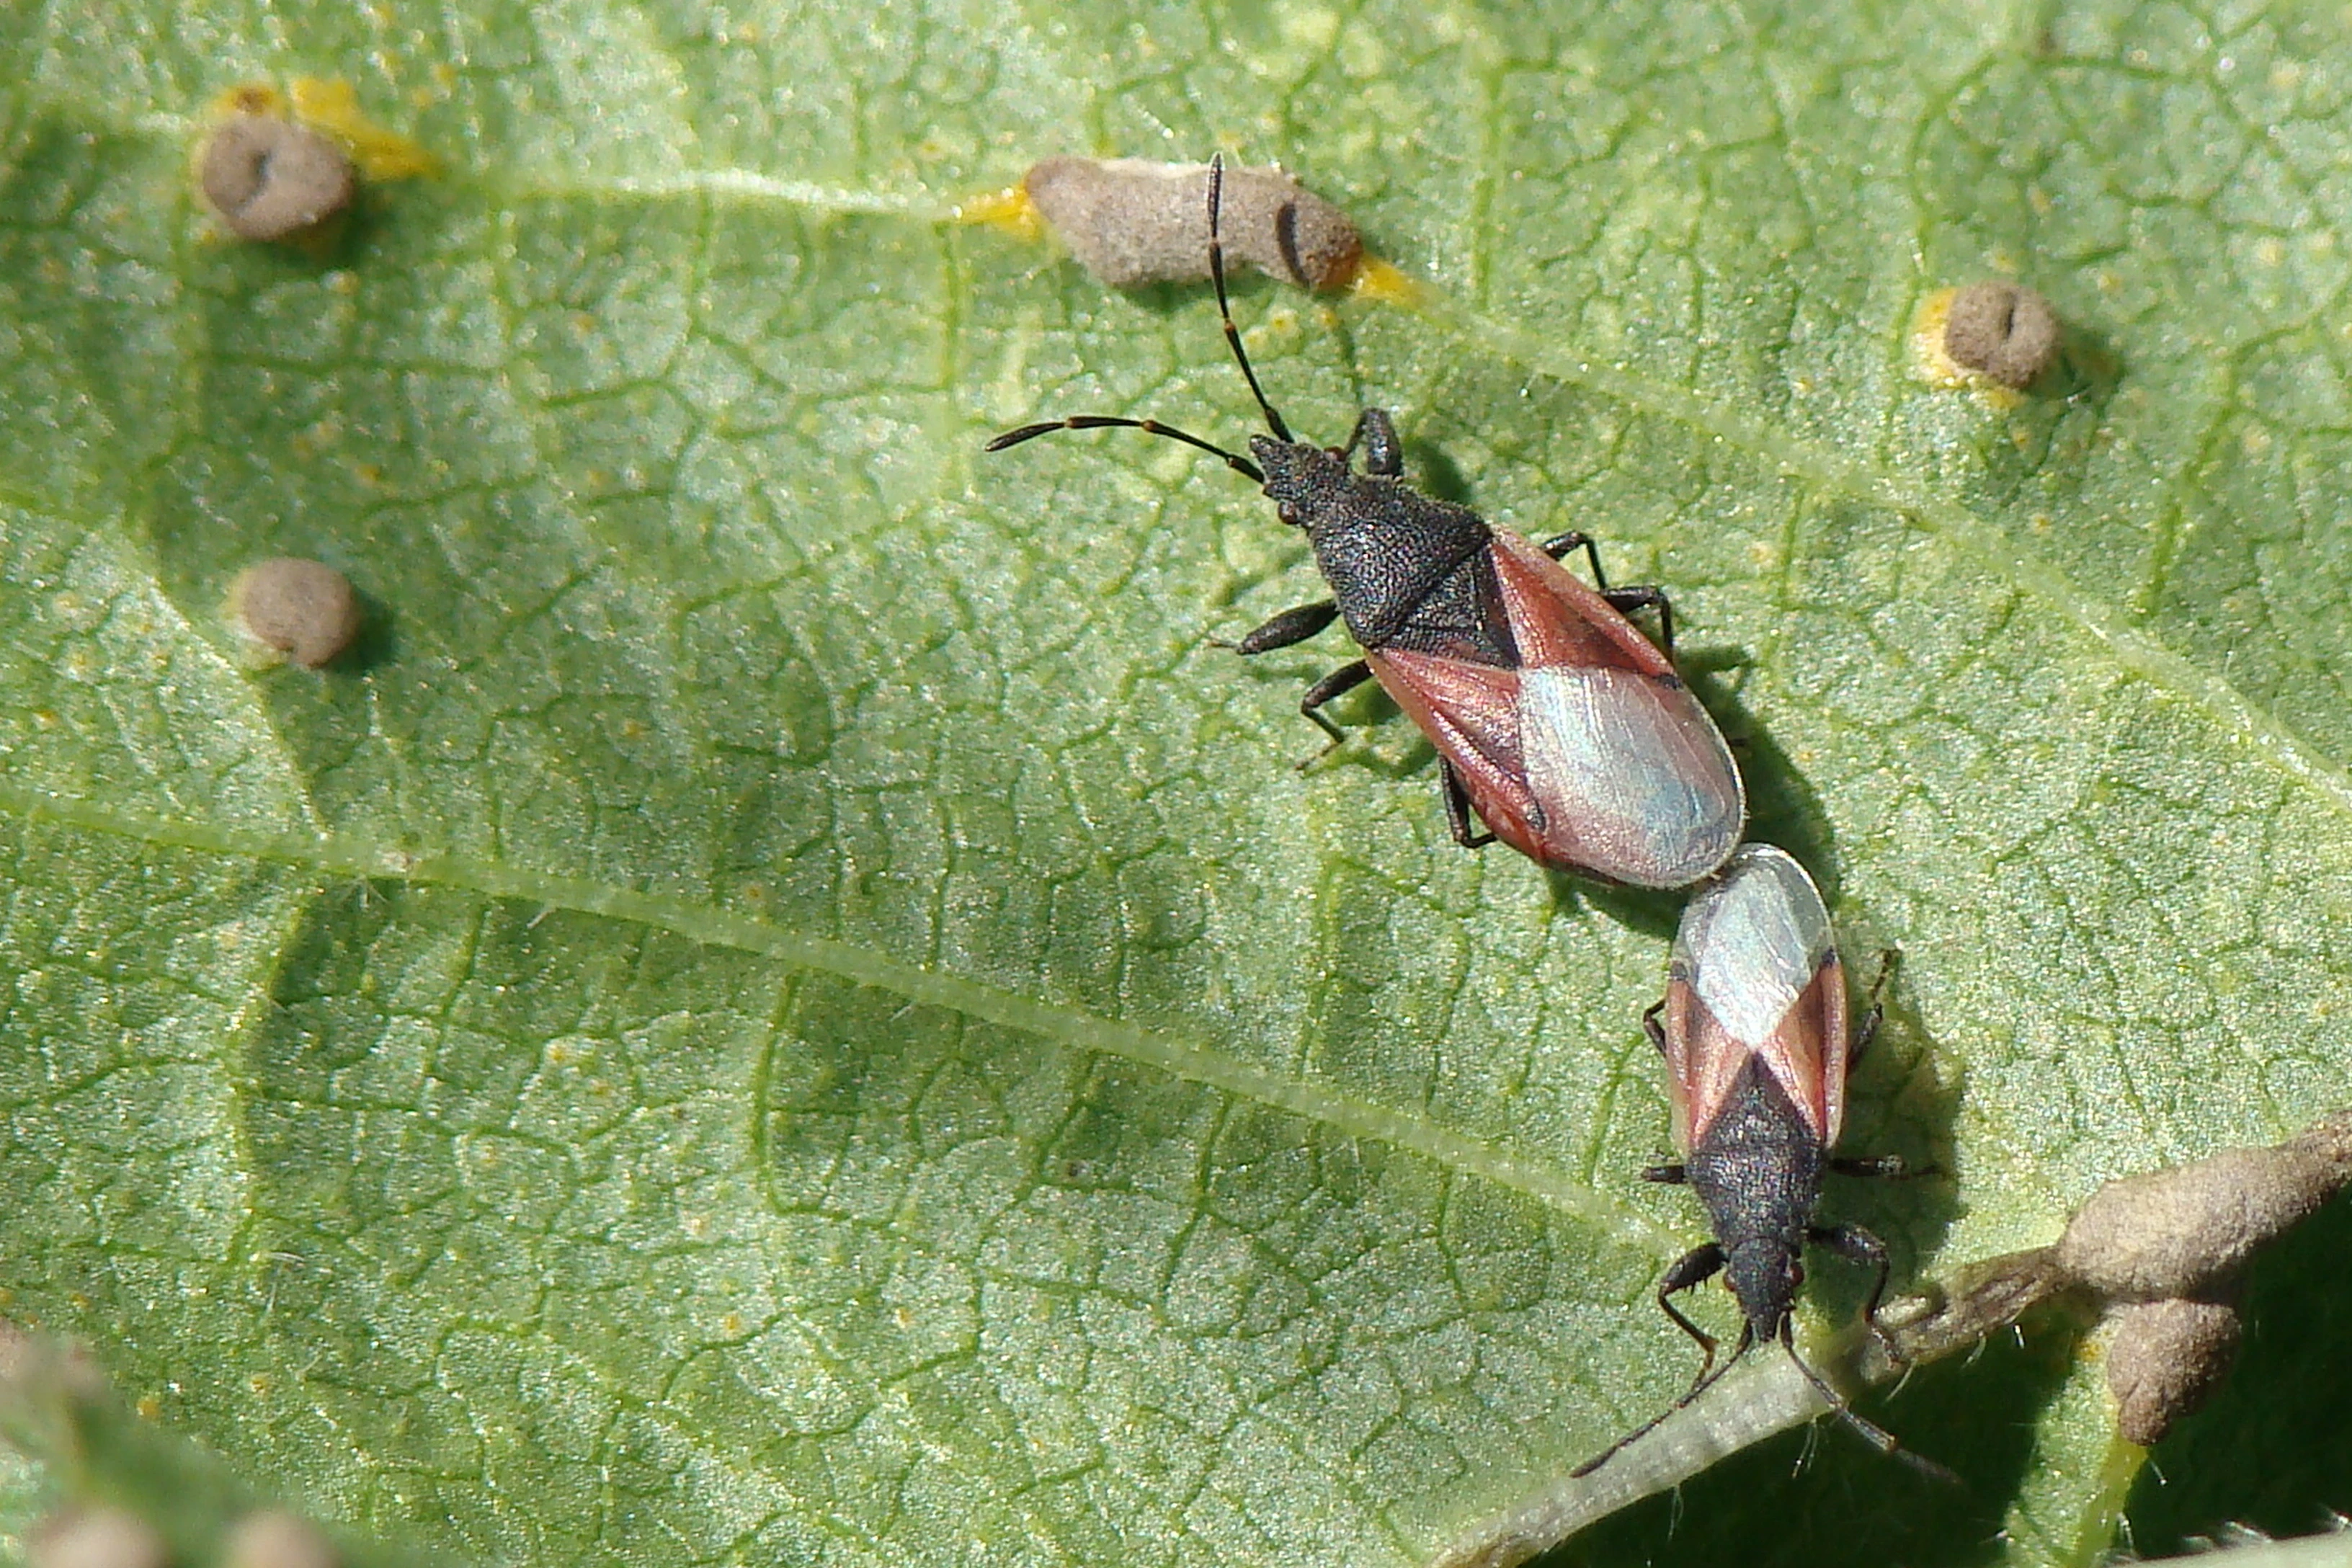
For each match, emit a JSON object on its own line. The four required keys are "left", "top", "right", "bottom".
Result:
{"left": 986, "top": 157, "right": 1745, "bottom": 889}
{"left": 1573, "top": 843, "right": 1952, "bottom": 1479}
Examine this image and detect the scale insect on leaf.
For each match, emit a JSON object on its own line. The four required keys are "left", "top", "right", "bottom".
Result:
{"left": 986, "top": 155, "right": 1745, "bottom": 888}
{"left": 1574, "top": 844, "right": 1954, "bottom": 1480}
{"left": 1023, "top": 155, "right": 1364, "bottom": 292}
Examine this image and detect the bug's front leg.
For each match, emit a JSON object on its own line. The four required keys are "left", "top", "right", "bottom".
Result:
{"left": 1294, "top": 659, "right": 1373, "bottom": 760}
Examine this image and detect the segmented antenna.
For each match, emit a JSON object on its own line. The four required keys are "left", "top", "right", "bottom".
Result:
{"left": 1569, "top": 1324, "right": 1757, "bottom": 1479}
{"left": 1569, "top": 1322, "right": 1959, "bottom": 1485}
{"left": 1206, "top": 153, "right": 1293, "bottom": 444}
{"left": 983, "top": 414, "right": 1264, "bottom": 482}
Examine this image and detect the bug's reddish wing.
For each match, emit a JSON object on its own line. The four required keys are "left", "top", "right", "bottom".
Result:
{"left": 1485, "top": 530, "right": 1679, "bottom": 677}
{"left": 1363, "top": 651, "right": 1541, "bottom": 847}
{"left": 1658, "top": 953, "right": 1848, "bottom": 1152}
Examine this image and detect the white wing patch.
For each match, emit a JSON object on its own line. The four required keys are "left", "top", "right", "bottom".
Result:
{"left": 1675, "top": 845, "right": 1835, "bottom": 1048}
{"left": 1518, "top": 666, "right": 1743, "bottom": 888}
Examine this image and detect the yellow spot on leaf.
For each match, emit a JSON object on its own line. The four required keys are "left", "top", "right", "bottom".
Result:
{"left": 210, "top": 82, "right": 287, "bottom": 118}
{"left": 955, "top": 184, "right": 1044, "bottom": 241}
{"left": 1909, "top": 288, "right": 2023, "bottom": 408}
{"left": 290, "top": 77, "right": 437, "bottom": 179}
{"left": 1345, "top": 254, "right": 1429, "bottom": 308}
{"left": 1282, "top": 6, "right": 1340, "bottom": 49}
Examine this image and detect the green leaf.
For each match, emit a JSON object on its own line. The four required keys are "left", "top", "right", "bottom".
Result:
{"left": 4, "top": 0, "right": 2351, "bottom": 1563}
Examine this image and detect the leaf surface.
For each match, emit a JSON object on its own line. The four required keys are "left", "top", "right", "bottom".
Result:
{"left": 4, "top": 0, "right": 2352, "bottom": 1563}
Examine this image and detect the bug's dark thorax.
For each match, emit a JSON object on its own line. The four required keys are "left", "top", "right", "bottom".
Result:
{"left": 1687, "top": 1055, "right": 1825, "bottom": 1330}
{"left": 1251, "top": 436, "right": 1516, "bottom": 665}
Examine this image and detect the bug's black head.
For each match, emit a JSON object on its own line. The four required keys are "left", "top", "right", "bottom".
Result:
{"left": 1248, "top": 435, "right": 1352, "bottom": 527}
{"left": 1724, "top": 1237, "right": 1803, "bottom": 1338}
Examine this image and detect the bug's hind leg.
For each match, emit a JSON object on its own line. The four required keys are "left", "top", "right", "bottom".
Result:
{"left": 1440, "top": 760, "right": 1495, "bottom": 847}
{"left": 1538, "top": 532, "right": 1678, "bottom": 654}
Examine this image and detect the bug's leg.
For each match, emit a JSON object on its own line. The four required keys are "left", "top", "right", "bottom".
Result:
{"left": 1657, "top": 1242, "right": 1729, "bottom": 1380}
{"left": 1811, "top": 1222, "right": 1895, "bottom": 1359}
{"left": 1603, "top": 587, "right": 1677, "bottom": 656}
{"left": 1634, "top": 1014, "right": 1689, "bottom": 1182}
{"left": 1440, "top": 761, "right": 1496, "bottom": 848}
{"left": 1538, "top": 530, "right": 1599, "bottom": 572}
{"left": 1852, "top": 948, "right": 1904, "bottom": 1066}
{"left": 1234, "top": 599, "right": 1340, "bottom": 656}
{"left": 1831, "top": 1154, "right": 1914, "bottom": 1179}
{"left": 1833, "top": 951, "right": 1938, "bottom": 1180}
{"left": 1295, "top": 659, "right": 1373, "bottom": 760}
{"left": 1342, "top": 409, "right": 1404, "bottom": 476}
{"left": 1538, "top": 535, "right": 1681, "bottom": 652}
{"left": 1601, "top": 584, "right": 1678, "bottom": 657}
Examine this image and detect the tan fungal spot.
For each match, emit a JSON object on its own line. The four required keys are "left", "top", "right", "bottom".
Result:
{"left": 1875, "top": 1110, "right": 2352, "bottom": 1451}
{"left": 234, "top": 558, "right": 363, "bottom": 669}
{"left": 2049, "top": 1116, "right": 2352, "bottom": 1300}
{"left": 200, "top": 113, "right": 355, "bottom": 241}
{"left": 29, "top": 1510, "right": 168, "bottom": 1568}
{"left": 1021, "top": 156, "right": 1366, "bottom": 291}
{"left": 1941, "top": 278, "right": 2062, "bottom": 389}
{"left": 222, "top": 1512, "right": 339, "bottom": 1568}
{"left": 2104, "top": 1296, "right": 2242, "bottom": 1446}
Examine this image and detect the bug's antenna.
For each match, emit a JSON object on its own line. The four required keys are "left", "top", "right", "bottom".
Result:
{"left": 1207, "top": 153, "right": 1293, "bottom": 444}
{"left": 1569, "top": 1325, "right": 1758, "bottom": 1479}
{"left": 1778, "top": 1324, "right": 1961, "bottom": 1485}
{"left": 984, "top": 415, "right": 1265, "bottom": 482}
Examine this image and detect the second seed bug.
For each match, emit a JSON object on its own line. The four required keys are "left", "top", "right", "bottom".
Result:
{"left": 1574, "top": 844, "right": 1951, "bottom": 1479}
{"left": 987, "top": 157, "right": 1745, "bottom": 888}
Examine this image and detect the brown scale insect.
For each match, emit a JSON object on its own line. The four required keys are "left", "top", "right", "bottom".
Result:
{"left": 1023, "top": 156, "right": 1363, "bottom": 291}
